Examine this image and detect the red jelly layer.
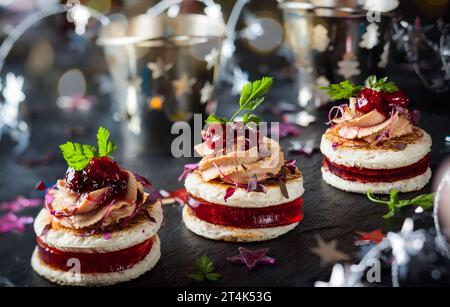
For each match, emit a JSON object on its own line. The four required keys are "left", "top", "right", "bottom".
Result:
{"left": 323, "top": 155, "right": 429, "bottom": 183}
{"left": 186, "top": 194, "right": 303, "bottom": 229}
{"left": 36, "top": 236, "right": 154, "bottom": 274}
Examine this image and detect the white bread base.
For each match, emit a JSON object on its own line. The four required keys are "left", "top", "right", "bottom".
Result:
{"left": 182, "top": 206, "right": 298, "bottom": 242}
{"left": 31, "top": 235, "right": 160, "bottom": 286}
{"left": 34, "top": 202, "right": 163, "bottom": 253}
{"left": 185, "top": 172, "right": 304, "bottom": 208}
{"left": 320, "top": 129, "right": 431, "bottom": 169}
{"left": 321, "top": 167, "right": 432, "bottom": 194}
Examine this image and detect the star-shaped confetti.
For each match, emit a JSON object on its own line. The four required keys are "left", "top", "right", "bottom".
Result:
{"left": 200, "top": 81, "right": 214, "bottom": 104}
{"left": 147, "top": 58, "right": 173, "bottom": 79}
{"left": 356, "top": 229, "right": 386, "bottom": 245}
{"left": 172, "top": 74, "right": 196, "bottom": 97}
{"left": 204, "top": 48, "right": 219, "bottom": 70}
{"left": 227, "top": 247, "right": 276, "bottom": 270}
{"left": 311, "top": 236, "right": 351, "bottom": 265}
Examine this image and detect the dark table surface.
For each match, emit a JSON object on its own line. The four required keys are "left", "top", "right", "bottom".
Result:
{"left": 0, "top": 79, "right": 449, "bottom": 287}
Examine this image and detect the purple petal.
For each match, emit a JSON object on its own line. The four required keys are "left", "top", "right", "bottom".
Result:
{"left": 134, "top": 173, "right": 152, "bottom": 188}
{"left": 411, "top": 109, "right": 421, "bottom": 126}
{"left": 178, "top": 163, "right": 198, "bottom": 182}
{"left": 0, "top": 196, "right": 41, "bottom": 213}
{"left": 0, "top": 213, "right": 33, "bottom": 233}
{"left": 273, "top": 123, "right": 301, "bottom": 139}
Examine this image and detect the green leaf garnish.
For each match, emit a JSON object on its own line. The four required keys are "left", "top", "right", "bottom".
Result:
{"left": 206, "top": 76, "right": 273, "bottom": 126}
{"left": 205, "top": 114, "right": 227, "bottom": 125}
{"left": 242, "top": 113, "right": 262, "bottom": 125}
{"left": 59, "top": 142, "right": 97, "bottom": 171}
{"left": 320, "top": 80, "right": 363, "bottom": 101}
{"left": 97, "top": 126, "right": 117, "bottom": 158}
{"left": 188, "top": 255, "right": 220, "bottom": 282}
{"left": 367, "top": 75, "right": 398, "bottom": 93}
{"left": 367, "top": 189, "right": 435, "bottom": 219}
{"left": 59, "top": 126, "right": 117, "bottom": 170}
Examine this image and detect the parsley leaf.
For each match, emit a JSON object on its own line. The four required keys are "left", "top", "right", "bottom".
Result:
{"left": 367, "top": 189, "right": 435, "bottom": 219}
{"left": 229, "top": 76, "right": 273, "bottom": 123}
{"left": 205, "top": 114, "right": 227, "bottom": 125}
{"left": 59, "top": 142, "right": 97, "bottom": 171}
{"left": 367, "top": 75, "right": 398, "bottom": 92}
{"left": 320, "top": 80, "right": 363, "bottom": 101}
{"left": 60, "top": 127, "right": 117, "bottom": 170}
{"left": 97, "top": 126, "right": 117, "bottom": 158}
{"left": 188, "top": 255, "right": 221, "bottom": 282}
{"left": 242, "top": 113, "right": 262, "bottom": 125}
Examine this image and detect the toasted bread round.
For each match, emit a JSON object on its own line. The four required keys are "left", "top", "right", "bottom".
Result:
{"left": 31, "top": 235, "right": 160, "bottom": 286}
{"left": 321, "top": 167, "right": 432, "bottom": 194}
{"left": 182, "top": 206, "right": 298, "bottom": 242}
{"left": 34, "top": 202, "right": 163, "bottom": 253}
{"left": 185, "top": 172, "right": 304, "bottom": 208}
{"left": 320, "top": 128, "right": 431, "bottom": 169}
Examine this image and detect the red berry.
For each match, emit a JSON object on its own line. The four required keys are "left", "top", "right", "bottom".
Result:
{"left": 381, "top": 90, "right": 409, "bottom": 108}
{"left": 356, "top": 88, "right": 382, "bottom": 113}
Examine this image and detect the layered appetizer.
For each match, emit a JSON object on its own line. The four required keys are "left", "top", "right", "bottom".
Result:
{"left": 31, "top": 127, "right": 163, "bottom": 286}
{"left": 320, "top": 76, "right": 432, "bottom": 194}
{"left": 180, "top": 77, "right": 305, "bottom": 242}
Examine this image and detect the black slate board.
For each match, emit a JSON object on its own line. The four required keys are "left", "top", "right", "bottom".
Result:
{"left": 0, "top": 101, "right": 449, "bottom": 287}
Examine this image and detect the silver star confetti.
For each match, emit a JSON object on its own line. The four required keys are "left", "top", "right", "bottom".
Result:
{"left": 200, "top": 81, "right": 214, "bottom": 104}
{"left": 172, "top": 74, "right": 196, "bottom": 97}
{"left": 65, "top": 2, "right": 91, "bottom": 35}
{"left": 311, "top": 235, "right": 351, "bottom": 265}
{"left": 204, "top": 48, "right": 219, "bottom": 70}
{"left": 147, "top": 58, "right": 173, "bottom": 79}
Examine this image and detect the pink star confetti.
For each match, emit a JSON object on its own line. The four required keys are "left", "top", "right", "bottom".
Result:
{"left": 0, "top": 196, "right": 41, "bottom": 213}
{"left": 227, "top": 247, "right": 276, "bottom": 270}
{"left": 0, "top": 213, "right": 33, "bottom": 233}
{"left": 355, "top": 229, "right": 386, "bottom": 245}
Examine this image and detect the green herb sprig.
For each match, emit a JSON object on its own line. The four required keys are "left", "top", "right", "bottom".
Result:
{"left": 205, "top": 76, "right": 273, "bottom": 126}
{"left": 59, "top": 126, "right": 117, "bottom": 171}
{"left": 188, "top": 255, "right": 221, "bottom": 282}
{"left": 320, "top": 80, "right": 363, "bottom": 101}
{"left": 367, "top": 189, "right": 435, "bottom": 219}
{"left": 320, "top": 75, "right": 399, "bottom": 101}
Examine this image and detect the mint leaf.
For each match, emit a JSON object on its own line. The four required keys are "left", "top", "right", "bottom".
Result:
{"left": 97, "top": 126, "right": 117, "bottom": 157}
{"left": 59, "top": 142, "right": 96, "bottom": 171}
{"left": 320, "top": 80, "right": 363, "bottom": 101}
{"left": 205, "top": 114, "right": 227, "bottom": 125}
